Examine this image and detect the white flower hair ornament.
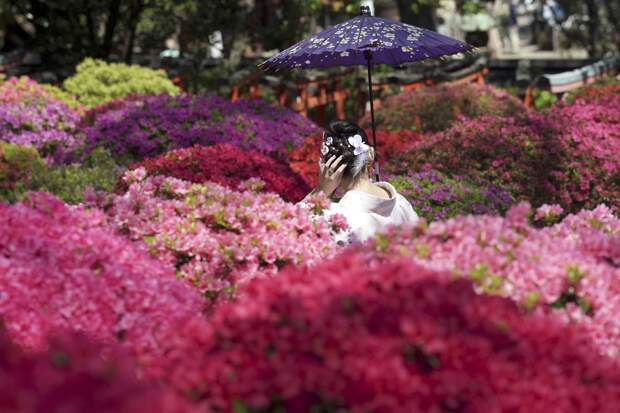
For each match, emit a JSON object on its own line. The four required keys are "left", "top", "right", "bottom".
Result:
{"left": 348, "top": 134, "right": 370, "bottom": 156}
{"left": 320, "top": 134, "right": 333, "bottom": 156}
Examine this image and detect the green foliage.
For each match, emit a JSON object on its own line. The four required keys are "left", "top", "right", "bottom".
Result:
{"left": 533, "top": 89, "right": 558, "bottom": 110}
{"left": 0, "top": 142, "right": 121, "bottom": 204}
{"left": 63, "top": 58, "right": 180, "bottom": 108}
{"left": 40, "top": 83, "right": 84, "bottom": 112}
{"left": 29, "top": 148, "right": 121, "bottom": 204}
{"left": 459, "top": 0, "right": 486, "bottom": 15}
{"left": 0, "top": 142, "right": 45, "bottom": 203}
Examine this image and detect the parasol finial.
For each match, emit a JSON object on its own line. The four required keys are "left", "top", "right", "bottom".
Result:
{"left": 360, "top": 5, "right": 371, "bottom": 16}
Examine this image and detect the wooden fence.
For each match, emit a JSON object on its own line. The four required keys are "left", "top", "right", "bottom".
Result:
{"left": 524, "top": 56, "right": 619, "bottom": 108}
{"left": 230, "top": 56, "right": 489, "bottom": 126}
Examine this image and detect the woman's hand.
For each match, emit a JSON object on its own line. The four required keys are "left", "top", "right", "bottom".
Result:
{"left": 317, "top": 155, "right": 346, "bottom": 197}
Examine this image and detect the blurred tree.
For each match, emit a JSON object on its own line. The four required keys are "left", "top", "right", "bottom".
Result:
{"left": 0, "top": 0, "right": 155, "bottom": 66}
{"left": 397, "top": 0, "right": 440, "bottom": 30}
{"left": 557, "top": 0, "right": 620, "bottom": 57}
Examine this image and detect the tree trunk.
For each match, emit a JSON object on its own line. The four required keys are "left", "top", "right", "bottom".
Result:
{"left": 101, "top": 0, "right": 121, "bottom": 58}
{"left": 583, "top": 0, "right": 599, "bottom": 57}
{"left": 124, "top": 0, "right": 145, "bottom": 63}
{"left": 602, "top": 0, "right": 620, "bottom": 52}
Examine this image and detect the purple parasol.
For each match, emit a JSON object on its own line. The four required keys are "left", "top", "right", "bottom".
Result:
{"left": 258, "top": 6, "right": 474, "bottom": 180}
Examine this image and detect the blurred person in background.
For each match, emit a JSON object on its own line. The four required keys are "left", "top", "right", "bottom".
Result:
{"left": 542, "top": 0, "right": 566, "bottom": 51}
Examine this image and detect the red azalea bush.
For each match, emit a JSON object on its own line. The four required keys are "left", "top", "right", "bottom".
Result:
{"left": 0, "top": 326, "right": 195, "bottom": 413}
{"left": 0, "top": 192, "right": 202, "bottom": 377}
{"left": 360, "top": 83, "right": 526, "bottom": 133}
{"left": 127, "top": 143, "right": 310, "bottom": 203}
{"left": 361, "top": 202, "right": 620, "bottom": 358}
{"left": 288, "top": 129, "right": 423, "bottom": 187}
{"left": 565, "top": 75, "right": 620, "bottom": 104}
{"left": 388, "top": 99, "right": 620, "bottom": 212}
{"left": 99, "top": 171, "right": 344, "bottom": 303}
{"left": 161, "top": 250, "right": 620, "bottom": 412}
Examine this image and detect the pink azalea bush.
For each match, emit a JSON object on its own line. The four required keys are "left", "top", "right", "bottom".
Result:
{"left": 360, "top": 83, "right": 526, "bottom": 133}
{"left": 0, "top": 326, "right": 196, "bottom": 413}
{"left": 546, "top": 95, "right": 620, "bottom": 209}
{"left": 0, "top": 77, "right": 83, "bottom": 162}
{"left": 361, "top": 202, "right": 620, "bottom": 358}
{"left": 159, "top": 250, "right": 620, "bottom": 412}
{"left": 0, "top": 76, "right": 83, "bottom": 111}
{"left": 0, "top": 192, "right": 202, "bottom": 377}
{"left": 99, "top": 170, "right": 344, "bottom": 302}
{"left": 390, "top": 96, "right": 620, "bottom": 212}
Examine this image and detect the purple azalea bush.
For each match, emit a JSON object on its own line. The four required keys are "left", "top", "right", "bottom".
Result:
{"left": 82, "top": 94, "right": 319, "bottom": 162}
{"left": 387, "top": 170, "right": 514, "bottom": 221}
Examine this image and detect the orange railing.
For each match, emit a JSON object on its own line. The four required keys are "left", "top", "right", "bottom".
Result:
{"left": 230, "top": 60, "right": 489, "bottom": 125}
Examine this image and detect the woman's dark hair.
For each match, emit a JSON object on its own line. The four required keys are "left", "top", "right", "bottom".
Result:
{"left": 320, "top": 120, "right": 371, "bottom": 181}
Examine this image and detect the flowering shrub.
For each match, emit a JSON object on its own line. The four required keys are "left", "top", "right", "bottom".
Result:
{"left": 565, "top": 75, "right": 620, "bottom": 104}
{"left": 0, "top": 145, "right": 119, "bottom": 205}
{"left": 162, "top": 250, "right": 620, "bottom": 412}
{"left": 83, "top": 94, "right": 319, "bottom": 162}
{"left": 127, "top": 144, "right": 309, "bottom": 202}
{"left": 100, "top": 172, "right": 342, "bottom": 302}
{"left": 0, "top": 76, "right": 84, "bottom": 112}
{"left": 0, "top": 327, "right": 196, "bottom": 413}
{"left": 0, "top": 192, "right": 202, "bottom": 376}
{"left": 0, "top": 142, "right": 44, "bottom": 203}
{"left": 390, "top": 103, "right": 620, "bottom": 212}
{"left": 360, "top": 83, "right": 526, "bottom": 132}
{"left": 533, "top": 203, "right": 564, "bottom": 225}
{"left": 547, "top": 95, "right": 620, "bottom": 210}
{"left": 387, "top": 170, "right": 513, "bottom": 221}
{"left": 28, "top": 147, "right": 121, "bottom": 204}
{"left": 288, "top": 129, "right": 422, "bottom": 187}
{"left": 63, "top": 58, "right": 179, "bottom": 108}
{"left": 362, "top": 202, "right": 620, "bottom": 358}
{"left": 0, "top": 77, "right": 82, "bottom": 162}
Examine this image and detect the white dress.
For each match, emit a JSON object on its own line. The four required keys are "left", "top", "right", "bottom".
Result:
{"left": 300, "top": 181, "right": 420, "bottom": 245}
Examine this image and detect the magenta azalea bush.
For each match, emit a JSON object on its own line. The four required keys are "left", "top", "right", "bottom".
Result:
{"left": 159, "top": 250, "right": 620, "bottom": 412}
{"left": 0, "top": 77, "right": 82, "bottom": 163}
{"left": 98, "top": 170, "right": 344, "bottom": 302}
{"left": 0, "top": 327, "right": 196, "bottom": 413}
{"left": 390, "top": 96, "right": 620, "bottom": 212}
{"left": 362, "top": 202, "right": 620, "bottom": 358}
{"left": 82, "top": 94, "right": 319, "bottom": 162}
{"left": 0, "top": 192, "right": 202, "bottom": 376}
{"left": 360, "top": 83, "right": 526, "bottom": 133}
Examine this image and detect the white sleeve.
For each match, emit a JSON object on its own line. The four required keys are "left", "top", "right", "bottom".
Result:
{"left": 397, "top": 194, "right": 420, "bottom": 224}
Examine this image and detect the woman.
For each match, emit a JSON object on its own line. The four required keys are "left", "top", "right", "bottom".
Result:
{"left": 299, "top": 120, "right": 419, "bottom": 245}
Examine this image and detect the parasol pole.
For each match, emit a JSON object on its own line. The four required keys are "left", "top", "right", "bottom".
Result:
{"left": 364, "top": 49, "right": 380, "bottom": 182}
